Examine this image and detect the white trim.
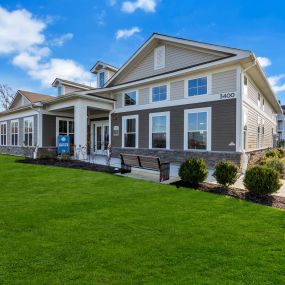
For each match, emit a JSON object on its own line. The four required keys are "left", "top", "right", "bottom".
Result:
{"left": 122, "top": 89, "right": 138, "bottom": 107}
{"left": 149, "top": 111, "right": 170, "bottom": 149}
{"left": 0, "top": 109, "right": 38, "bottom": 121}
{"left": 23, "top": 116, "right": 34, "bottom": 147}
{"left": 122, "top": 115, "right": 139, "bottom": 148}
{"left": 38, "top": 112, "right": 42, "bottom": 147}
{"left": 149, "top": 83, "right": 170, "bottom": 104}
{"left": 56, "top": 117, "right": 74, "bottom": 146}
{"left": 0, "top": 121, "right": 7, "bottom": 146}
{"left": 10, "top": 119, "right": 19, "bottom": 146}
{"left": 115, "top": 92, "right": 236, "bottom": 114}
{"left": 183, "top": 107, "right": 212, "bottom": 151}
{"left": 184, "top": 74, "right": 210, "bottom": 98}
{"left": 236, "top": 65, "right": 242, "bottom": 152}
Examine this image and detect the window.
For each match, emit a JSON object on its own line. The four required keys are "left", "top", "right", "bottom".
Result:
{"left": 124, "top": 91, "right": 137, "bottom": 106}
{"left": 23, "top": 117, "right": 33, "bottom": 146}
{"left": 57, "top": 85, "right": 62, "bottom": 96}
{"left": 261, "top": 119, "right": 265, "bottom": 147}
{"left": 99, "top": 72, "right": 105, "bottom": 88}
{"left": 152, "top": 85, "right": 167, "bottom": 102}
{"left": 187, "top": 77, "right": 207, "bottom": 97}
{"left": 122, "top": 115, "right": 138, "bottom": 148}
{"left": 149, "top": 112, "right": 170, "bottom": 149}
{"left": 0, "top": 122, "right": 7, "bottom": 146}
{"left": 184, "top": 108, "right": 211, "bottom": 151}
{"left": 262, "top": 98, "right": 265, "bottom": 111}
{"left": 154, "top": 46, "right": 165, "bottom": 70}
{"left": 11, "top": 120, "right": 19, "bottom": 146}
{"left": 258, "top": 93, "right": 261, "bottom": 108}
{"left": 57, "top": 118, "right": 74, "bottom": 147}
{"left": 257, "top": 117, "right": 261, "bottom": 148}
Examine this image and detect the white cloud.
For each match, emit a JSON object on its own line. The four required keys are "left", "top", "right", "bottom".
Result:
{"left": 116, "top": 27, "right": 141, "bottom": 39}
{"left": 0, "top": 6, "right": 93, "bottom": 88}
{"left": 257, "top": 56, "right": 272, "bottom": 69}
{"left": 121, "top": 0, "right": 157, "bottom": 13}
{"left": 268, "top": 74, "right": 285, "bottom": 93}
{"left": 0, "top": 7, "right": 46, "bottom": 54}
{"left": 96, "top": 10, "right": 106, "bottom": 26}
{"left": 51, "top": 33, "right": 74, "bottom": 47}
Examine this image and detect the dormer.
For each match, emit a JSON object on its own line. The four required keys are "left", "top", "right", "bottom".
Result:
{"left": 90, "top": 61, "right": 118, "bottom": 88}
{"left": 52, "top": 78, "right": 92, "bottom": 96}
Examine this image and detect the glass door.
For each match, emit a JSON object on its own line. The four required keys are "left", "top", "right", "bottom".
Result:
{"left": 91, "top": 121, "right": 109, "bottom": 155}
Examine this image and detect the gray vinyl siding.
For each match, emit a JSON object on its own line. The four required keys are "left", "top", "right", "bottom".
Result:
{"left": 42, "top": 115, "right": 56, "bottom": 147}
{"left": 246, "top": 105, "right": 275, "bottom": 150}
{"left": 138, "top": 88, "right": 149, "bottom": 105}
{"left": 112, "top": 43, "right": 227, "bottom": 85}
{"left": 170, "top": 80, "right": 184, "bottom": 100}
{"left": 115, "top": 93, "right": 123, "bottom": 108}
{"left": 212, "top": 69, "right": 237, "bottom": 94}
{"left": 111, "top": 99, "right": 236, "bottom": 152}
{"left": 0, "top": 114, "right": 38, "bottom": 147}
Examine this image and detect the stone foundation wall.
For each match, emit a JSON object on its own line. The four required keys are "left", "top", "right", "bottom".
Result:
{"left": 0, "top": 146, "right": 57, "bottom": 158}
{"left": 112, "top": 148, "right": 242, "bottom": 168}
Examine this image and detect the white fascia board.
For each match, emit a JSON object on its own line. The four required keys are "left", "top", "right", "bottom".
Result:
{"left": 0, "top": 109, "right": 38, "bottom": 121}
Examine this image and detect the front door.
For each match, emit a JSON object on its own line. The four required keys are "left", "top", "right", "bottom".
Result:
{"left": 91, "top": 121, "right": 109, "bottom": 155}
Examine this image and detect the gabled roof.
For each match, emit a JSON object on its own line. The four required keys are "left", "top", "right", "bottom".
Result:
{"left": 18, "top": 90, "right": 54, "bottom": 103}
{"left": 90, "top": 61, "right": 119, "bottom": 74}
{"left": 52, "top": 78, "right": 93, "bottom": 90}
{"left": 105, "top": 32, "right": 251, "bottom": 87}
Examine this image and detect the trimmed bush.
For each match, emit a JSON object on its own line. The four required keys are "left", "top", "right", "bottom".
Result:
{"left": 179, "top": 157, "right": 208, "bottom": 186}
{"left": 264, "top": 149, "right": 282, "bottom": 159}
{"left": 265, "top": 157, "right": 285, "bottom": 174}
{"left": 213, "top": 161, "right": 238, "bottom": 187}
{"left": 244, "top": 165, "right": 282, "bottom": 195}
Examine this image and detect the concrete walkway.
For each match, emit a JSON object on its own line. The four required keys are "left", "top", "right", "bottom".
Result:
{"left": 90, "top": 155, "right": 285, "bottom": 198}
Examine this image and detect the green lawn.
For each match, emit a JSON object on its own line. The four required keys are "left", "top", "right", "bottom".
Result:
{"left": 0, "top": 155, "right": 284, "bottom": 285}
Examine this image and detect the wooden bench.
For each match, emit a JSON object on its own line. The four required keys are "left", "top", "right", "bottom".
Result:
{"left": 120, "top": 154, "right": 170, "bottom": 182}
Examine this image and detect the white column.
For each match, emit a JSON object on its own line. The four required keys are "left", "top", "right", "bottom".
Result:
{"left": 74, "top": 102, "right": 88, "bottom": 160}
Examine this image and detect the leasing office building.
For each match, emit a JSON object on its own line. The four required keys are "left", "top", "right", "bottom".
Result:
{"left": 0, "top": 34, "right": 281, "bottom": 166}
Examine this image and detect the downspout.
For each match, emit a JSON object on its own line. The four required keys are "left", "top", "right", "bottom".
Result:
{"left": 241, "top": 58, "right": 257, "bottom": 173}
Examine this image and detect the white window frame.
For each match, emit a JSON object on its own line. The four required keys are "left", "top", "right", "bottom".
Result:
{"left": 184, "top": 75, "right": 210, "bottom": 98}
{"left": 262, "top": 97, "right": 265, "bottom": 111}
{"left": 0, "top": 121, "right": 7, "bottom": 146}
{"left": 10, "top": 119, "right": 19, "bottom": 146}
{"left": 23, "top": 117, "right": 34, "bottom": 147}
{"left": 56, "top": 117, "right": 74, "bottom": 146}
{"left": 149, "top": 83, "right": 170, "bottom": 103}
{"left": 184, "top": 107, "right": 212, "bottom": 151}
{"left": 123, "top": 90, "right": 138, "bottom": 107}
{"left": 154, "top": 45, "right": 165, "bottom": 70}
{"left": 122, "top": 115, "right": 139, "bottom": 148}
{"left": 243, "top": 108, "right": 248, "bottom": 151}
{"left": 243, "top": 75, "right": 248, "bottom": 97}
{"left": 149, "top": 111, "right": 170, "bottom": 149}
{"left": 258, "top": 93, "right": 261, "bottom": 108}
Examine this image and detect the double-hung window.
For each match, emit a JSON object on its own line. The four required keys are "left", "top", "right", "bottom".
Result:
{"left": 152, "top": 85, "right": 167, "bottom": 102}
{"left": 149, "top": 112, "right": 170, "bottom": 149}
{"left": 0, "top": 122, "right": 7, "bottom": 146}
{"left": 24, "top": 117, "right": 33, "bottom": 146}
{"left": 122, "top": 115, "right": 138, "bottom": 148}
{"left": 184, "top": 108, "right": 211, "bottom": 151}
{"left": 11, "top": 120, "right": 19, "bottom": 146}
{"left": 187, "top": 77, "right": 207, "bottom": 97}
{"left": 124, "top": 91, "right": 137, "bottom": 106}
{"left": 99, "top": 72, "right": 105, "bottom": 88}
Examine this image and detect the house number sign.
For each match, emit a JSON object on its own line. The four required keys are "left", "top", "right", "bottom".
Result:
{"left": 220, "top": 92, "right": 236, "bottom": 100}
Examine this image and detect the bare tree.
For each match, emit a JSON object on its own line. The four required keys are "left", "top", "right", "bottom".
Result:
{"left": 0, "top": 84, "right": 14, "bottom": 111}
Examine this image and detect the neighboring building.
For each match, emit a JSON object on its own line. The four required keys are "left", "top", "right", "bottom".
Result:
{"left": 277, "top": 105, "right": 285, "bottom": 141}
{"left": 0, "top": 33, "right": 281, "bottom": 167}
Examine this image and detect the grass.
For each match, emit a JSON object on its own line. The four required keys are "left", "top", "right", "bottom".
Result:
{"left": 0, "top": 155, "right": 284, "bottom": 285}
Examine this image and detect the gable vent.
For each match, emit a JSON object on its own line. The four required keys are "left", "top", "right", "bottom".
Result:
{"left": 154, "top": 45, "right": 165, "bottom": 70}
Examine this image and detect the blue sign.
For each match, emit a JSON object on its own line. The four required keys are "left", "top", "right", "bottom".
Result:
{"left": 57, "top": 135, "right": 70, "bottom": 154}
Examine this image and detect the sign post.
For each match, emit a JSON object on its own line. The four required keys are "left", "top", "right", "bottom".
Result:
{"left": 57, "top": 135, "right": 70, "bottom": 154}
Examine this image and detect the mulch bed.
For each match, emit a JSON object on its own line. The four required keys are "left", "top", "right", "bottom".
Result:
{"left": 172, "top": 181, "right": 285, "bottom": 210}
{"left": 17, "top": 158, "right": 121, "bottom": 174}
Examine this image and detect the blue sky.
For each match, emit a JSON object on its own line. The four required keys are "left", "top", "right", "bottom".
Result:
{"left": 0, "top": 0, "right": 285, "bottom": 101}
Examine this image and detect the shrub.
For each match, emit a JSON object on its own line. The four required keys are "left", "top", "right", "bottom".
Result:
{"left": 265, "top": 157, "right": 285, "bottom": 174}
{"left": 213, "top": 161, "right": 238, "bottom": 187}
{"left": 179, "top": 157, "right": 208, "bottom": 186}
{"left": 276, "top": 148, "right": 285, "bottom": 158}
{"left": 264, "top": 149, "right": 282, "bottom": 159}
{"left": 244, "top": 165, "right": 282, "bottom": 195}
